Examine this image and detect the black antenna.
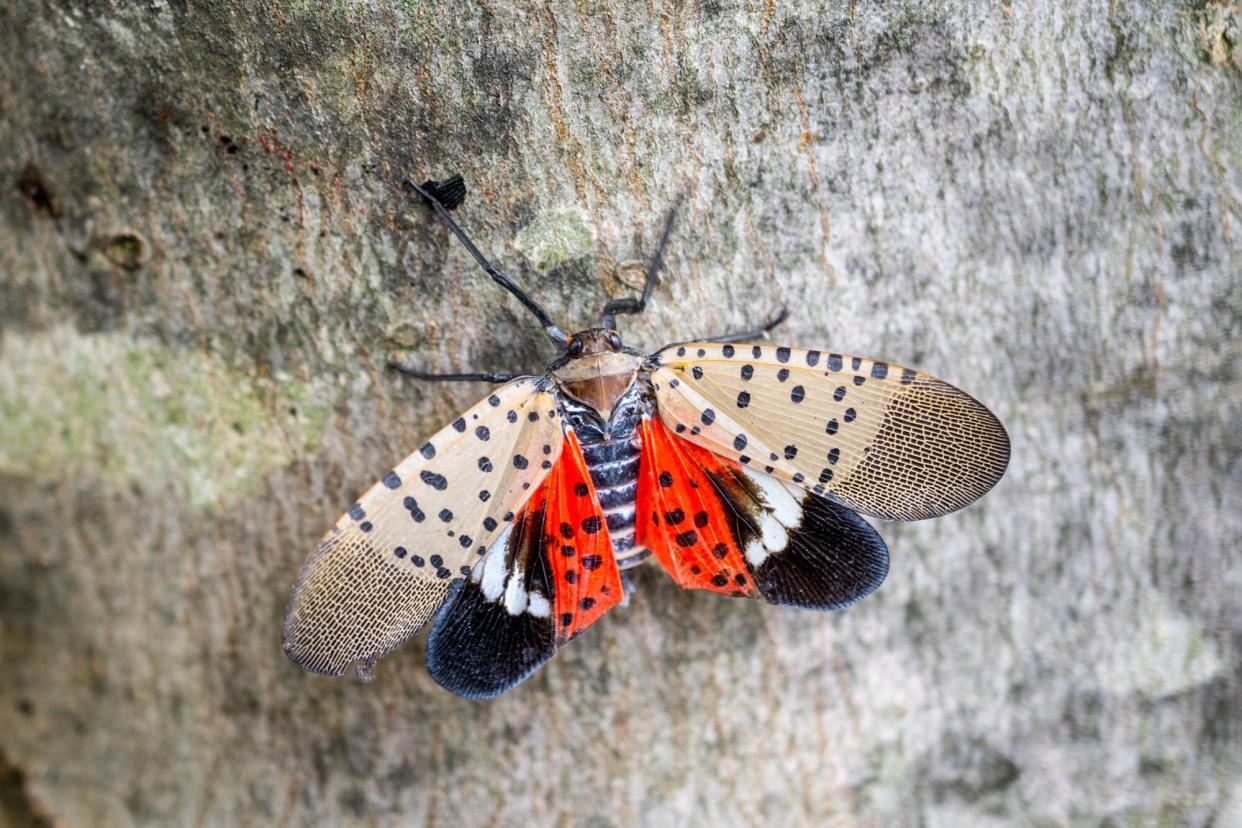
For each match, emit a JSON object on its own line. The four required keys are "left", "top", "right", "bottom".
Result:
{"left": 601, "top": 195, "right": 683, "bottom": 330}
{"left": 405, "top": 176, "right": 569, "bottom": 347}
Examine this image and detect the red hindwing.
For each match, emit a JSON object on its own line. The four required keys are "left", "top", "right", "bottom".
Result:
{"left": 536, "top": 431, "right": 624, "bottom": 642}
{"left": 634, "top": 416, "right": 760, "bottom": 598}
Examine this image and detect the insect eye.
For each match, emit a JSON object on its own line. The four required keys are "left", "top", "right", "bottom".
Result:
{"left": 567, "top": 338, "right": 584, "bottom": 357}
{"left": 606, "top": 331, "right": 622, "bottom": 349}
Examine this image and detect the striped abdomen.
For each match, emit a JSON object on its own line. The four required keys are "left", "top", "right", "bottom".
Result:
{"left": 579, "top": 434, "right": 648, "bottom": 569}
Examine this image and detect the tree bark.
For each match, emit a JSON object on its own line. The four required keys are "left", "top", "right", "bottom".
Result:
{"left": 1, "top": 0, "right": 1239, "bottom": 825}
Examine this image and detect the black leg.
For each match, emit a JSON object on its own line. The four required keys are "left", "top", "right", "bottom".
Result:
{"left": 388, "top": 361, "right": 524, "bottom": 384}
{"left": 700, "top": 307, "right": 790, "bottom": 343}
{"left": 405, "top": 177, "right": 569, "bottom": 347}
{"left": 600, "top": 195, "right": 684, "bottom": 329}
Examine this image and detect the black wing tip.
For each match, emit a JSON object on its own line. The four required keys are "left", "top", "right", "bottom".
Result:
{"left": 424, "top": 581, "right": 556, "bottom": 700}
{"left": 754, "top": 497, "right": 891, "bottom": 611}
{"left": 425, "top": 631, "right": 555, "bottom": 700}
{"left": 420, "top": 175, "right": 467, "bottom": 210}
{"left": 426, "top": 664, "right": 544, "bottom": 701}
{"left": 756, "top": 549, "right": 890, "bottom": 611}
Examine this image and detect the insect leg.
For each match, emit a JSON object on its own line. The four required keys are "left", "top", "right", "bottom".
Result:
{"left": 699, "top": 307, "right": 790, "bottom": 343}
{"left": 600, "top": 196, "right": 683, "bottom": 329}
{"left": 387, "top": 361, "right": 524, "bottom": 383}
{"left": 404, "top": 176, "right": 569, "bottom": 347}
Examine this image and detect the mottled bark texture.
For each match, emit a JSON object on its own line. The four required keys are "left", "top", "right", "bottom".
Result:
{"left": 1, "top": 0, "right": 1239, "bottom": 825}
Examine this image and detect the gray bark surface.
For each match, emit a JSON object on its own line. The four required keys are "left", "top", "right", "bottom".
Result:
{"left": 1, "top": 0, "right": 1239, "bottom": 825}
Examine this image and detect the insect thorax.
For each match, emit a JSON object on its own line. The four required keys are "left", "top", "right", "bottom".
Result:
{"left": 548, "top": 328, "right": 647, "bottom": 424}
{"left": 548, "top": 330, "right": 655, "bottom": 569}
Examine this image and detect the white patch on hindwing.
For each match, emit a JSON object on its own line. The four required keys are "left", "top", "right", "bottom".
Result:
{"left": 526, "top": 591, "right": 551, "bottom": 618}
{"left": 744, "top": 538, "right": 769, "bottom": 567}
{"left": 470, "top": 522, "right": 550, "bottom": 618}
{"left": 476, "top": 526, "right": 512, "bottom": 600}
{"left": 504, "top": 563, "right": 528, "bottom": 615}
{"left": 745, "top": 469, "right": 803, "bottom": 529}
{"left": 737, "top": 469, "right": 805, "bottom": 563}
{"left": 758, "top": 513, "right": 789, "bottom": 553}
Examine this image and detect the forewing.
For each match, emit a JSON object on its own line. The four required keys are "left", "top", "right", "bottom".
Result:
{"left": 282, "top": 378, "right": 564, "bottom": 677}
{"left": 425, "top": 433, "right": 623, "bottom": 699}
{"left": 650, "top": 343, "right": 1010, "bottom": 521}
{"left": 635, "top": 416, "right": 888, "bottom": 609}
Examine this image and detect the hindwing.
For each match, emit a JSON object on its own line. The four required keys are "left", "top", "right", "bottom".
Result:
{"left": 635, "top": 416, "right": 889, "bottom": 609}
{"left": 425, "top": 433, "right": 624, "bottom": 699}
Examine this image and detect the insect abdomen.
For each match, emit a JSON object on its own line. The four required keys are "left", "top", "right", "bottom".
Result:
{"left": 578, "top": 435, "right": 648, "bottom": 568}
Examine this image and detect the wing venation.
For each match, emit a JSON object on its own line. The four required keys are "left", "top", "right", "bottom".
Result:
{"left": 282, "top": 378, "right": 564, "bottom": 676}
{"left": 425, "top": 432, "right": 623, "bottom": 698}
{"left": 650, "top": 343, "right": 1009, "bottom": 520}
{"left": 635, "top": 415, "right": 889, "bottom": 609}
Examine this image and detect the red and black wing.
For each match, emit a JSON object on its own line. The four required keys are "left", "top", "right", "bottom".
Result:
{"left": 425, "top": 432, "right": 623, "bottom": 698}
{"left": 635, "top": 415, "right": 889, "bottom": 609}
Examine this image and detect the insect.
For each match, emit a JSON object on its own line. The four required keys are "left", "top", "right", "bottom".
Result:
{"left": 282, "top": 176, "right": 1011, "bottom": 699}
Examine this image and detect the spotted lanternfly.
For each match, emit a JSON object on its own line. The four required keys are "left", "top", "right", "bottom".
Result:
{"left": 282, "top": 176, "right": 1011, "bottom": 698}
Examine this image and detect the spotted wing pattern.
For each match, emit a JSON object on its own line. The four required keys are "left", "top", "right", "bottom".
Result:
{"left": 636, "top": 416, "right": 889, "bottom": 608}
{"left": 635, "top": 415, "right": 759, "bottom": 597}
{"left": 425, "top": 432, "right": 622, "bottom": 699}
{"left": 650, "top": 343, "right": 1010, "bottom": 521}
{"left": 282, "top": 378, "right": 564, "bottom": 677}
